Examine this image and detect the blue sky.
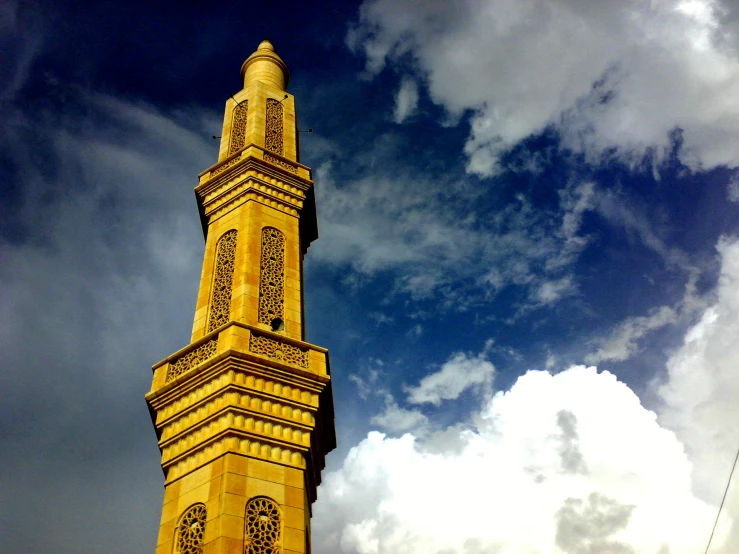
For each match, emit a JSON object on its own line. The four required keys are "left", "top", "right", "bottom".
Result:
{"left": 3, "top": 0, "right": 739, "bottom": 552}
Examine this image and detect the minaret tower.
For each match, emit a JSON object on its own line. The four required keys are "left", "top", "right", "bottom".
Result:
{"left": 146, "top": 41, "right": 336, "bottom": 554}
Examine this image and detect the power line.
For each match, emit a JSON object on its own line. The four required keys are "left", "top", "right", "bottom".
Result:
{"left": 704, "top": 443, "right": 739, "bottom": 553}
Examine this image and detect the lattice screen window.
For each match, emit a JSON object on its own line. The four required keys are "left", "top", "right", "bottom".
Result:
{"left": 244, "top": 497, "right": 281, "bottom": 554}
{"left": 229, "top": 100, "right": 248, "bottom": 155}
{"left": 265, "top": 98, "right": 284, "bottom": 156}
{"left": 258, "top": 227, "right": 285, "bottom": 330}
{"left": 175, "top": 503, "right": 206, "bottom": 554}
{"left": 208, "top": 230, "right": 238, "bottom": 332}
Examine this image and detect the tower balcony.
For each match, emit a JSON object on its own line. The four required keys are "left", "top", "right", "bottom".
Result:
{"left": 145, "top": 321, "right": 335, "bottom": 503}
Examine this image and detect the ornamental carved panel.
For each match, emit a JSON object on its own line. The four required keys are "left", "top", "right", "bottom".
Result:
{"left": 249, "top": 333, "right": 309, "bottom": 369}
{"left": 244, "top": 497, "right": 281, "bottom": 554}
{"left": 229, "top": 100, "right": 248, "bottom": 155}
{"left": 208, "top": 230, "right": 238, "bottom": 332}
{"left": 258, "top": 227, "right": 285, "bottom": 328}
{"left": 167, "top": 339, "right": 218, "bottom": 382}
{"left": 175, "top": 504, "right": 206, "bottom": 554}
{"left": 265, "top": 98, "right": 284, "bottom": 156}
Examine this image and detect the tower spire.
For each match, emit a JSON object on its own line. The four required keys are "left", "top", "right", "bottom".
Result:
{"left": 146, "top": 41, "right": 334, "bottom": 554}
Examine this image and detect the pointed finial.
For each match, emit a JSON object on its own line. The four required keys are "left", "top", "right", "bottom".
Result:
{"left": 258, "top": 39, "right": 275, "bottom": 52}
{"left": 241, "top": 40, "right": 290, "bottom": 91}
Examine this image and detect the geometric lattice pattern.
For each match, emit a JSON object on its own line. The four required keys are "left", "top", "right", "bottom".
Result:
{"left": 229, "top": 100, "right": 248, "bottom": 155}
{"left": 265, "top": 99, "right": 283, "bottom": 155}
{"left": 258, "top": 227, "right": 285, "bottom": 326}
{"left": 249, "top": 333, "right": 309, "bottom": 369}
{"left": 176, "top": 503, "right": 206, "bottom": 554}
{"left": 208, "top": 230, "right": 238, "bottom": 332}
{"left": 244, "top": 497, "right": 281, "bottom": 554}
{"left": 167, "top": 339, "right": 218, "bottom": 382}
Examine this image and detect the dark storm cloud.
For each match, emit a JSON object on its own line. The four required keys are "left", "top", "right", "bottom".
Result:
{"left": 556, "top": 409, "right": 588, "bottom": 476}
{"left": 555, "top": 492, "right": 636, "bottom": 554}
{"left": 0, "top": 76, "right": 217, "bottom": 552}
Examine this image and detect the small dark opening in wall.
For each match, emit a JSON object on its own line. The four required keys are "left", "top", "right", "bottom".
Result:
{"left": 270, "top": 317, "right": 285, "bottom": 332}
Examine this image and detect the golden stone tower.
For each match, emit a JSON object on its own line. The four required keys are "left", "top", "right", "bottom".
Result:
{"left": 145, "top": 40, "right": 336, "bottom": 554}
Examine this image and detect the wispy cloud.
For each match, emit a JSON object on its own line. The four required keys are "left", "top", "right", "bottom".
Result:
{"left": 311, "top": 162, "right": 595, "bottom": 313}
{"left": 0, "top": 81, "right": 214, "bottom": 552}
{"left": 404, "top": 340, "right": 496, "bottom": 406}
{"left": 392, "top": 77, "right": 419, "bottom": 123}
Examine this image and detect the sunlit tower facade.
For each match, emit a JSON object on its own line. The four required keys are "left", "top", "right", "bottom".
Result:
{"left": 145, "top": 40, "right": 336, "bottom": 554}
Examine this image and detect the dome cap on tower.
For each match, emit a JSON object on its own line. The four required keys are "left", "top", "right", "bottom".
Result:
{"left": 240, "top": 39, "right": 290, "bottom": 91}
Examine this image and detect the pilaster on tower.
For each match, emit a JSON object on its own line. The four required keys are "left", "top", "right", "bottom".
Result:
{"left": 145, "top": 40, "right": 335, "bottom": 554}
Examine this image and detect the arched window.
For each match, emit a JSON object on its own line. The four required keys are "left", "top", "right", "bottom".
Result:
{"left": 258, "top": 227, "right": 285, "bottom": 331}
{"left": 175, "top": 503, "right": 206, "bottom": 554}
{"left": 244, "top": 497, "right": 281, "bottom": 554}
{"left": 208, "top": 229, "right": 238, "bottom": 332}
{"left": 229, "top": 100, "right": 248, "bottom": 155}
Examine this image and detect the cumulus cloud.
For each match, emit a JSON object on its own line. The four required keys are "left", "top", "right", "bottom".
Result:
{"left": 313, "top": 365, "right": 720, "bottom": 553}
{"left": 404, "top": 340, "right": 495, "bottom": 405}
{"left": 348, "top": 0, "right": 739, "bottom": 175}
{"left": 656, "top": 236, "right": 739, "bottom": 548}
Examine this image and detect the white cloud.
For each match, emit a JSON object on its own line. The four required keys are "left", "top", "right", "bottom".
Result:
{"left": 530, "top": 276, "right": 576, "bottom": 307}
{"left": 313, "top": 365, "right": 721, "bottom": 553}
{"left": 349, "top": 0, "right": 739, "bottom": 175}
{"left": 371, "top": 395, "right": 429, "bottom": 434}
{"left": 312, "top": 236, "right": 739, "bottom": 553}
{"left": 656, "top": 237, "right": 739, "bottom": 548}
{"left": 727, "top": 173, "right": 739, "bottom": 203}
{"left": 586, "top": 306, "right": 678, "bottom": 364}
{"left": 393, "top": 77, "right": 419, "bottom": 123}
{"left": 404, "top": 341, "right": 495, "bottom": 405}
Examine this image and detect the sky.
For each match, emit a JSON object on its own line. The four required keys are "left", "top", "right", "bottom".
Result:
{"left": 3, "top": 0, "right": 739, "bottom": 552}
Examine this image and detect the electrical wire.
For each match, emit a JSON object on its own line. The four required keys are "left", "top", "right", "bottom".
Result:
{"left": 704, "top": 444, "right": 739, "bottom": 553}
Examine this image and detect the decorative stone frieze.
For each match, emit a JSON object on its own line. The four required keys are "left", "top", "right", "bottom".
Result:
{"left": 264, "top": 153, "right": 298, "bottom": 174}
{"left": 250, "top": 333, "right": 309, "bottom": 369}
{"left": 167, "top": 339, "right": 218, "bottom": 383}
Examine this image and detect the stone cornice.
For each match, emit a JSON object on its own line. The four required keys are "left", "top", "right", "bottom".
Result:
{"left": 198, "top": 145, "right": 313, "bottom": 189}
{"left": 193, "top": 146, "right": 320, "bottom": 248}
